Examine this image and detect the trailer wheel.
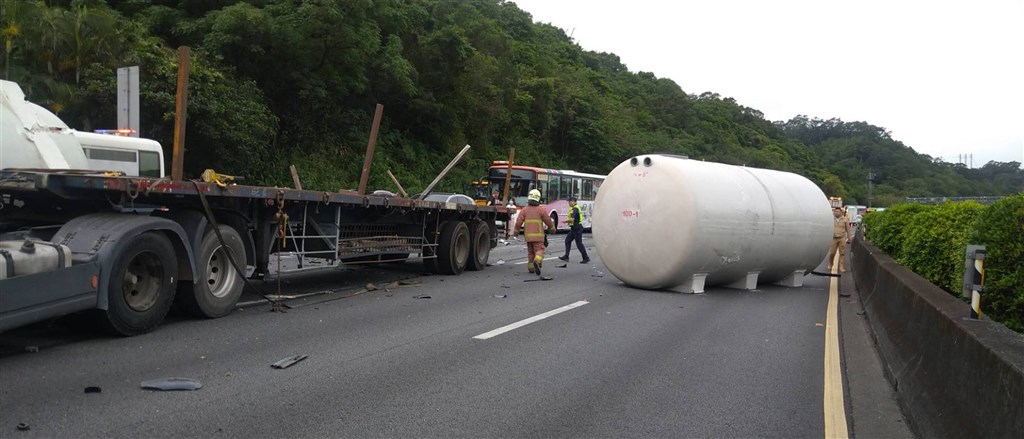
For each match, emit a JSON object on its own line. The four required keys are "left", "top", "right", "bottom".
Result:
{"left": 176, "top": 225, "right": 245, "bottom": 318}
{"left": 103, "top": 232, "right": 178, "bottom": 336}
{"left": 467, "top": 220, "right": 490, "bottom": 271}
{"left": 437, "top": 221, "right": 470, "bottom": 275}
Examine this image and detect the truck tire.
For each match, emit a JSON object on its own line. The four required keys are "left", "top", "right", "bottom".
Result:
{"left": 103, "top": 232, "right": 178, "bottom": 336}
{"left": 437, "top": 220, "right": 470, "bottom": 275}
{"left": 467, "top": 220, "right": 490, "bottom": 271}
{"left": 176, "top": 225, "right": 245, "bottom": 318}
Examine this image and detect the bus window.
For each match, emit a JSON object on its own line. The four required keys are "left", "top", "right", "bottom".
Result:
{"left": 547, "top": 177, "right": 560, "bottom": 202}
{"left": 582, "top": 179, "right": 594, "bottom": 201}
{"left": 139, "top": 151, "right": 161, "bottom": 178}
{"left": 571, "top": 178, "right": 581, "bottom": 199}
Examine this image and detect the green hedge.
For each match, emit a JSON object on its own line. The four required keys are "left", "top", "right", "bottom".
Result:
{"left": 862, "top": 195, "right": 1024, "bottom": 333}
{"left": 967, "top": 195, "right": 1024, "bottom": 332}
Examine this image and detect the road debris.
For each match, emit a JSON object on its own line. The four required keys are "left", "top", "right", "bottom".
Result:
{"left": 493, "top": 294, "right": 507, "bottom": 298}
{"left": 494, "top": 259, "right": 506, "bottom": 265}
{"left": 413, "top": 294, "right": 432, "bottom": 299}
{"left": 17, "top": 423, "right": 29, "bottom": 431}
{"left": 25, "top": 346, "right": 38, "bottom": 353}
{"left": 141, "top": 378, "right": 203, "bottom": 391}
{"left": 84, "top": 387, "right": 101, "bottom": 394}
{"left": 557, "top": 263, "right": 567, "bottom": 268}
{"left": 271, "top": 355, "right": 308, "bottom": 369}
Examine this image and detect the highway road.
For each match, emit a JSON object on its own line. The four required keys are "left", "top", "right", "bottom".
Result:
{"left": 0, "top": 234, "right": 913, "bottom": 438}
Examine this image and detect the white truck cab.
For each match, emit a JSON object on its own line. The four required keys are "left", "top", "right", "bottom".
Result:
{"left": 0, "top": 80, "right": 164, "bottom": 177}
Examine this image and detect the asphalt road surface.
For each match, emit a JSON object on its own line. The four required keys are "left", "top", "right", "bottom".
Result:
{"left": 0, "top": 234, "right": 913, "bottom": 438}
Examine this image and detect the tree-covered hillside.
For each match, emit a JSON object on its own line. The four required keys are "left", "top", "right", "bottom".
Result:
{"left": 3, "top": 0, "right": 1020, "bottom": 201}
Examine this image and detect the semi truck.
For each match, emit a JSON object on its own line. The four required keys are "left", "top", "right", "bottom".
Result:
{"left": 0, "top": 80, "right": 508, "bottom": 335}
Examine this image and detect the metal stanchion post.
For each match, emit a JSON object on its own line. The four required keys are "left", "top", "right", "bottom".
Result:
{"left": 963, "top": 245, "right": 986, "bottom": 319}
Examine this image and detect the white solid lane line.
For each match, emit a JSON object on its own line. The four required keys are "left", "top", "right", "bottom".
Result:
{"left": 514, "top": 256, "right": 561, "bottom": 265}
{"left": 473, "top": 301, "right": 590, "bottom": 340}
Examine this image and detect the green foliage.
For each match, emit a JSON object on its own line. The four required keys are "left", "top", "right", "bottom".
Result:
{"left": 967, "top": 195, "right": 1024, "bottom": 332}
{"left": 862, "top": 203, "right": 934, "bottom": 260}
{"left": 780, "top": 117, "right": 1022, "bottom": 203}
{"left": 865, "top": 199, "right": 1023, "bottom": 333}
{"left": 899, "top": 202, "right": 985, "bottom": 293}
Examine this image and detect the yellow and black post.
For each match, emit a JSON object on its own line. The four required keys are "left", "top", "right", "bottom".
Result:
{"left": 963, "top": 245, "right": 986, "bottom": 319}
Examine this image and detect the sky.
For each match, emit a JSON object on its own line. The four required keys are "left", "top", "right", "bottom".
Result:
{"left": 510, "top": 0, "right": 1024, "bottom": 168}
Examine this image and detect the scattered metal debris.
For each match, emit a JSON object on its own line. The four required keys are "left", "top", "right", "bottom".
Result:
{"left": 140, "top": 378, "right": 203, "bottom": 391}
{"left": 17, "top": 423, "right": 29, "bottom": 431}
{"left": 524, "top": 276, "right": 553, "bottom": 282}
{"left": 414, "top": 294, "right": 432, "bottom": 299}
{"left": 271, "top": 355, "right": 308, "bottom": 369}
{"left": 500, "top": 285, "right": 511, "bottom": 288}
{"left": 493, "top": 294, "right": 507, "bottom": 298}
{"left": 84, "top": 387, "right": 101, "bottom": 394}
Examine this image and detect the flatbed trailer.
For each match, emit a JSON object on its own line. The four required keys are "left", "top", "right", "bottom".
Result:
{"left": 0, "top": 169, "right": 509, "bottom": 335}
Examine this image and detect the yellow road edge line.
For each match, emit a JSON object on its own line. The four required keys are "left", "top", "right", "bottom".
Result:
{"left": 824, "top": 255, "right": 849, "bottom": 438}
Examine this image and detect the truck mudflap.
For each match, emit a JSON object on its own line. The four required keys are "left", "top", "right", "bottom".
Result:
{"left": 51, "top": 213, "right": 197, "bottom": 310}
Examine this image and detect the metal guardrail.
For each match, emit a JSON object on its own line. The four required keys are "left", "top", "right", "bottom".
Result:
{"left": 904, "top": 196, "right": 1005, "bottom": 205}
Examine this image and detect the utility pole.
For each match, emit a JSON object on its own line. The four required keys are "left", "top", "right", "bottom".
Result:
{"left": 867, "top": 171, "right": 875, "bottom": 208}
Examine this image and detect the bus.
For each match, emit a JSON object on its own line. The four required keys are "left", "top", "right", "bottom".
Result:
{"left": 484, "top": 161, "right": 605, "bottom": 232}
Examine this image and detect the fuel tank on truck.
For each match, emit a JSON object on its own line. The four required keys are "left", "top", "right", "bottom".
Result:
{"left": 592, "top": 154, "right": 833, "bottom": 293}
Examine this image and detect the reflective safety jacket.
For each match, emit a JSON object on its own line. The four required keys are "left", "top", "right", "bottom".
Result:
{"left": 515, "top": 204, "right": 555, "bottom": 242}
{"left": 567, "top": 204, "right": 583, "bottom": 228}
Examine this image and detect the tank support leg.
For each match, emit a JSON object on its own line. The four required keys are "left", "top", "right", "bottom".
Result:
{"left": 671, "top": 273, "right": 707, "bottom": 294}
{"left": 727, "top": 271, "right": 760, "bottom": 290}
{"left": 776, "top": 270, "right": 806, "bottom": 288}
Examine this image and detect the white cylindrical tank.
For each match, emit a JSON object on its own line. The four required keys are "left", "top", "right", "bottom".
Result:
{"left": 593, "top": 155, "right": 833, "bottom": 293}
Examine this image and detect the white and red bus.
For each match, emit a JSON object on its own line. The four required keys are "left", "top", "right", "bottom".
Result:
{"left": 485, "top": 161, "right": 605, "bottom": 232}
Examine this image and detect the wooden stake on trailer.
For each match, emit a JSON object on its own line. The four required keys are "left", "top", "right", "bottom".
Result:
{"left": 357, "top": 104, "right": 384, "bottom": 195}
{"left": 386, "top": 169, "right": 409, "bottom": 198}
{"left": 171, "top": 46, "right": 191, "bottom": 181}
{"left": 501, "top": 148, "right": 515, "bottom": 205}
{"left": 419, "top": 144, "right": 472, "bottom": 200}
{"left": 289, "top": 165, "right": 302, "bottom": 190}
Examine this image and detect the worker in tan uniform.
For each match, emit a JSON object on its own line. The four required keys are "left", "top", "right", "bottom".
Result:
{"left": 513, "top": 189, "right": 555, "bottom": 276}
{"left": 827, "top": 207, "right": 850, "bottom": 273}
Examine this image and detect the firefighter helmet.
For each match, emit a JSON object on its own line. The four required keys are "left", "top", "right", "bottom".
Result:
{"left": 528, "top": 189, "right": 541, "bottom": 202}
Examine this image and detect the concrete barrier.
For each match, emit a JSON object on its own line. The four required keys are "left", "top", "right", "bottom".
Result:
{"left": 850, "top": 236, "right": 1024, "bottom": 438}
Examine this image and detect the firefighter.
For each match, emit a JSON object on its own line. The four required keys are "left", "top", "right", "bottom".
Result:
{"left": 513, "top": 189, "right": 555, "bottom": 275}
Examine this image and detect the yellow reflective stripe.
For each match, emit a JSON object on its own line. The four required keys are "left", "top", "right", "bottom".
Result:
{"left": 524, "top": 218, "right": 545, "bottom": 238}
